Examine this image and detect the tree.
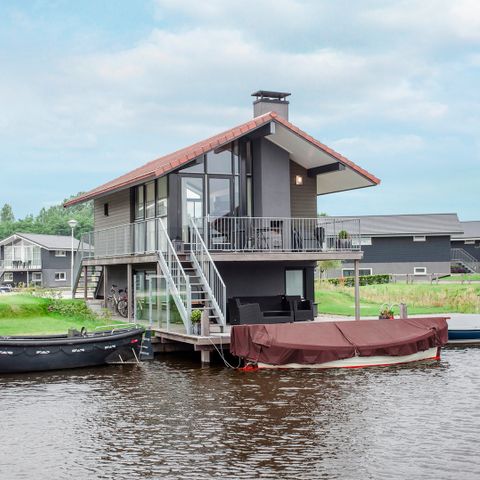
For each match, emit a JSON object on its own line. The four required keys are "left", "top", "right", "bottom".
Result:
{"left": 0, "top": 203, "right": 14, "bottom": 223}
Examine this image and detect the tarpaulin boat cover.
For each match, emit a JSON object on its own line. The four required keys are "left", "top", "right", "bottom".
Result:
{"left": 230, "top": 318, "right": 448, "bottom": 366}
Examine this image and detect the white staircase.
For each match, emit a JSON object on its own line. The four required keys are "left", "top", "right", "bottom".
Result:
{"left": 451, "top": 248, "right": 480, "bottom": 273}
{"left": 75, "top": 266, "right": 103, "bottom": 299}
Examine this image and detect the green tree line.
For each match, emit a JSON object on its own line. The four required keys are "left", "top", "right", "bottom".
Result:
{"left": 0, "top": 194, "right": 93, "bottom": 240}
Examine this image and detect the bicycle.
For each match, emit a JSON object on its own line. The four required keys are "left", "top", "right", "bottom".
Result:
{"left": 106, "top": 284, "right": 128, "bottom": 318}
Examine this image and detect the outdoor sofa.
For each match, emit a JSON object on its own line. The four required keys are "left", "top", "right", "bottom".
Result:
{"left": 228, "top": 295, "right": 315, "bottom": 325}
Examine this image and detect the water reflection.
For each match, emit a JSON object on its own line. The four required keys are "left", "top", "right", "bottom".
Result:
{"left": 1, "top": 349, "right": 479, "bottom": 479}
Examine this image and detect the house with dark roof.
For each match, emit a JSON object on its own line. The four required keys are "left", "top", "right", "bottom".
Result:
{"left": 330, "top": 213, "right": 463, "bottom": 278}
{"left": 0, "top": 233, "right": 80, "bottom": 288}
{"left": 451, "top": 221, "right": 480, "bottom": 273}
{"left": 65, "top": 91, "right": 380, "bottom": 330}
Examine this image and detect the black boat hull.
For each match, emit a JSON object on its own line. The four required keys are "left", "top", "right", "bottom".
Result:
{"left": 0, "top": 327, "right": 145, "bottom": 374}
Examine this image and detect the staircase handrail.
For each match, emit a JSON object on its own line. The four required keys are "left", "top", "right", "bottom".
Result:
{"left": 189, "top": 217, "right": 226, "bottom": 326}
{"left": 156, "top": 219, "right": 192, "bottom": 333}
{"left": 451, "top": 248, "right": 480, "bottom": 272}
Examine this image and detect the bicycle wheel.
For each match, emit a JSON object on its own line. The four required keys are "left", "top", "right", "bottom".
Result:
{"left": 117, "top": 299, "right": 128, "bottom": 318}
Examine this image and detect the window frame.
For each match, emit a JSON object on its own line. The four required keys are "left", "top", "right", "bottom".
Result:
{"left": 54, "top": 271, "right": 67, "bottom": 281}
{"left": 55, "top": 250, "right": 67, "bottom": 257}
{"left": 413, "top": 236, "right": 426, "bottom": 242}
{"left": 3, "top": 272, "right": 13, "bottom": 282}
{"left": 413, "top": 267, "right": 427, "bottom": 275}
{"left": 342, "top": 268, "right": 373, "bottom": 277}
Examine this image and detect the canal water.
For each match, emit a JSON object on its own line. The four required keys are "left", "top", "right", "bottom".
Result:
{"left": 1, "top": 348, "right": 479, "bottom": 480}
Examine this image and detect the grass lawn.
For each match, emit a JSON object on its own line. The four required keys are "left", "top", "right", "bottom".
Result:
{"left": 316, "top": 282, "right": 480, "bottom": 317}
{"left": 438, "top": 274, "right": 480, "bottom": 282}
{"left": 0, "top": 294, "right": 119, "bottom": 336}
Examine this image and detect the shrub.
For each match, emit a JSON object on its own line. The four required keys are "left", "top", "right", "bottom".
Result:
{"left": 48, "top": 299, "right": 97, "bottom": 321}
{"left": 328, "top": 274, "right": 390, "bottom": 287}
{"left": 191, "top": 309, "right": 202, "bottom": 324}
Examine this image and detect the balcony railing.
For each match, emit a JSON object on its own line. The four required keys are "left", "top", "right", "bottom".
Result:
{"left": 192, "top": 216, "right": 361, "bottom": 253}
{"left": 0, "top": 260, "right": 42, "bottom": 270}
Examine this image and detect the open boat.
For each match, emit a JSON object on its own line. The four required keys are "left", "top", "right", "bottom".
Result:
{"left": 447, "top": 315, "right": 480, "bottom": 345}
{"left": 231, "top": 317, "right": 448, "bottom": 369}
{"left": 0, "top": 325, "right": 145, "bottom": 374}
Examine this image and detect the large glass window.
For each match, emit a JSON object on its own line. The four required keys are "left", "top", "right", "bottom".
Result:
{"left": 181, "top": 158, "right": 204, "bottom": 173}
{"left": 209, "top": 178, "right": 231, "bottom": 218}
{"left": 207, "top": 150, "right": 232, "bottom": 174}
{"left": 157, "top": 176, "right": 168, "bottom": 217}
{"left": 135, "top": 185, "right": 144, "bottom": 220}
{"left": 145, "top": 181, "right": 155, "bottom": 219}
{"left": 182, "top": 177, "right": 204, "bottom": 240}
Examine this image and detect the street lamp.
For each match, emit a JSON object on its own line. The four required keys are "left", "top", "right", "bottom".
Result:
{"left": 68, "top": 219, "right": 78, "bottom": 298}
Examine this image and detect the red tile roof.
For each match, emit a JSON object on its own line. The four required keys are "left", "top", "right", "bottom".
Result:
{"left": 64, "top": 111, "right": 380, "bottom": 207}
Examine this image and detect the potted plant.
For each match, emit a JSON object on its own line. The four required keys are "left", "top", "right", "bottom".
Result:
{"left": 337, "top": 230, "right": 350, "bottom": 249}
{"left": 379, "top": 306, "right": 394, "bottom": 320}
{"left": 191, "top": 309, "right": 202, "bottom": 335}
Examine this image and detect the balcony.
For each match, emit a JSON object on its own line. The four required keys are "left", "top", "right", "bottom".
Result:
{"left": 190, "top": 216, "right": 361, "bottom": 261}
{"left": 77, "top": 216, "right": 362, "bottom": 264}
{"left": 0, "top": 260, "right": 42, "bottom": 271}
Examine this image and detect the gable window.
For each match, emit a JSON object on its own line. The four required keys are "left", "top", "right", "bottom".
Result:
{"left": 157, "top": 177, "right": 168, "bottom": 217}
{"left": 55, "top": 272, "right": 66, "bottom": 281}
{"left": 207, "top": 150, "right": 232, "bottom": 174}
{"left": 145, "top": 181, "right": 155, "bottom": 219}
{"left": 134, "top": 185, "right": 144, "bottom": 220}
{"left": 465, "top": 240, "right": 475, "bottom": 245}
{"left": 55, "top": 250, "right": 66, "bottom": 257}
{"left": 3, "top": 272, "right": 13, "bottom": 282}
{"left": 413, "top": 236, "right": 426, "bottom": 242}
{"left": 414, "top": 267, "right": 427, "bottom": 275}
{"left": 104, "top": 203, "right": 109, "bottom": 216}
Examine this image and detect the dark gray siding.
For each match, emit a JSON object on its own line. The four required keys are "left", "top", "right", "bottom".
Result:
{"left": 94, "top": 189, "right": 132, "bottom": 231}
{"left": 290, "top": 160, "right": 317, "bottom": 218}
{"left": 252, "top": 138, "right": 291, "bottom": 217}
{"left": 451, "top": 240, "right": 480, "bottom": 261}
{"left": 41, "top": 249, "right": 72, "bottom": 287}
{"left": 361, "top": 236, "right": 451, "bottom": 263}
{"left": 217, "top": 261, "right": 315, "bottom": 302}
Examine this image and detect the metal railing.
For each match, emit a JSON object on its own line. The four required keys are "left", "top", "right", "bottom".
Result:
{"left": 156, "top": 219, "right": 192, "bottom": 333}
{"left": 0, "top": 260, "right": 42, "bottom": 270}
{"left": 194, "top": 216, "right": 361, "bottom": 253}
{"left": 72, "top": 219, "right": 192, "bottom": 332}
{"left": 451, "top": 248, "right": 480, "bottom": 273}
{"left": 189, "top": 217, "right": 226, "bottom": 326}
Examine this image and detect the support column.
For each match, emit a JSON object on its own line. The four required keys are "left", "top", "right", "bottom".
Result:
{"left": 354, "top": 259, "right": 360, "bottom": 321}
{"left": 200, "top": 310, "right": 211, "bottom": 364}
{"left": 127, "top": 263, "right": 133, "bottom": 322}
{"left": 83, "top": 265, "right": 88, "bottom": 301}
{"left": 103, "top": 265, "right": 108, "bottom": 308}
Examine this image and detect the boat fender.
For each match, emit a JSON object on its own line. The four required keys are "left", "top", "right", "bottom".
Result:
{"left": 239, "top": 363, "right": 258, "bottom": 372}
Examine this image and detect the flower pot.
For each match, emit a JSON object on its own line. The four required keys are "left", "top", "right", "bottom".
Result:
{"left": 191, "top": 323, "right": 201, "bottom": 335}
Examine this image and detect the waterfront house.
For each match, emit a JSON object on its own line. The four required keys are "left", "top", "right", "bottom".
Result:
{"left": 0, "top": 232, "right": 78, "bottom": 288}
{"left": 451, "top": 221, "right": 480, "bottom": 272}
{"left": 329, "top": 213, "right": 463, "bottom": 279}
{"left": 64, "top": 91, "right": 380, "bottom": 331}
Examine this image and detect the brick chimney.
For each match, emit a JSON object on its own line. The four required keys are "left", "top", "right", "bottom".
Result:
{"left": 252, "top": 90, "right": 291, "bottom": 120}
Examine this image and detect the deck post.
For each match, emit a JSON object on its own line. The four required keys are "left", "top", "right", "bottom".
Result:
{"left": 83, "top": 265, "right": 88, "bottom": 301}
{"left": 103, "top": 265, "right": 108, "bottom": 308}
{"left": 127, "top": 263, "right": 133, "bottom": 322}
{"left": 200, "top": 310, "right": 210, "bottom": 364}
{"left": 354, "top": 259, "right": 360, "bottom": 321}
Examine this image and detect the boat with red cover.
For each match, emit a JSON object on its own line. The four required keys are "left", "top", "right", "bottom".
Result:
{"left": 231, "top": 317, "right": 449, "bottom": 369}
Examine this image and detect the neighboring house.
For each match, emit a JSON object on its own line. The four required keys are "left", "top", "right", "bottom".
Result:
{"left": 330, "top": 213, "right": 463, "bottom": 278}
{"left": 65, "top": 91, "right": 380, "bottom": 329}
{"left": 451, "top": 221, "right": 480, "bottom": 273}
{"left": 0, "top": 233, "right": 79, "bottom": 288}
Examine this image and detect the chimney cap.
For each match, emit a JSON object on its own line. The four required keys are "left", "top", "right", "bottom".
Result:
{"left": 251, "top": 90, "right": 291, "bottom": 101}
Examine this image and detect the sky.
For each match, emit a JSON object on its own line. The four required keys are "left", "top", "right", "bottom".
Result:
{"left": 0, "top": 0, "right": 479, "bottom": 220}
